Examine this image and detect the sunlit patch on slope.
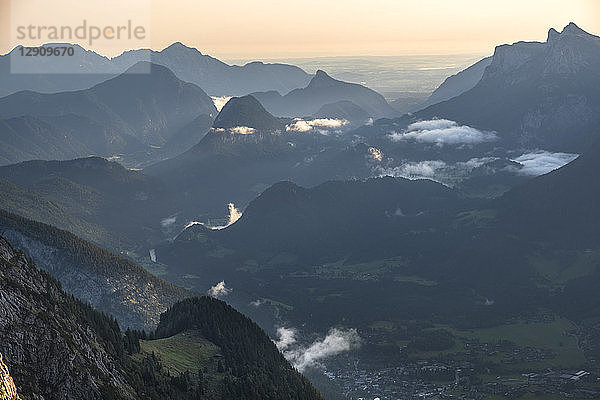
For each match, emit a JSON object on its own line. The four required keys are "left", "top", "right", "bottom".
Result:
{"left": 183, "top": 203, "right": 243, "bottom": 231}
{"left": 368, "top": 147, "right": 383, "bottom": 162}
{"left": 211, "top": 96, "right": 232, "bottom": 112}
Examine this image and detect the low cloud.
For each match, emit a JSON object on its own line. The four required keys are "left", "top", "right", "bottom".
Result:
{"left": 407, "top": 119, "right": 456, "bottom": 130}
{"left": 250, "top": 299, "right": 263, "bottom": 307}
{"left": 208, "top": 281, "right": 232, "bottom": 298}
{"left": 286, "top": 118, "right": 349, "bottom": 133}
{"left": 160, "top": 216, "right": 176, "bottom": 227}
{"left": 276, "top": 328, "right": 360, "bottom": 372}
{"left": 379, "top": 160, "right": 447, "bottom": 179}
{"left": 389, "top": 119, "right": 496, "bottom": 145}
{"left": 275, "top": 327, "right": 297, "bottom": 351}
{"left": 511, "top": 151, "right": 578, "bottom": 176}
{"left": 376, "top": 157, "right": 500, "bottom": 185}
{"left": 211, "top": 96, "right": 232, "bottom": 112}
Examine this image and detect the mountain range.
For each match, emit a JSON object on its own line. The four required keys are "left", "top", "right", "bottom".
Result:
{"left": 0, "top": 43, "right": 312, "bottom": 98}
{"left": 0, "top": 62, "right": 216, "bottom": 165}
{"left": 0, "top": 156, "right": 175, "bottom": 252}
{"left": 251, "top": 70, "right": 396, "bottom": 119}
{"left": 145, "top": 95, "right": 386, "bottom": 219}
{"left": 153, "top": 129, "right": 600, "bottom": 338}
{"left": 417, "top": 23, "right": 600, "bottom": 152}
{"left": 2, "top": 21, "right": 600, "bottom": 400}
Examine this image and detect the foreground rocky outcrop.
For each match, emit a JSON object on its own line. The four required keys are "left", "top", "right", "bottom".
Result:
{"left": 0, "top": 353, "right": 18, "bottom": 400}
{"left": 0, "top": 234, "right": 324, "bottom": 400}
{"left": 0, "top": 236, "right": 134, "bottom": 400}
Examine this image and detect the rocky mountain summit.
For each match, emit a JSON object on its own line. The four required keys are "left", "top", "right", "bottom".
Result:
{"left": 419, "top": 22, "right": 600, "bottom": 151}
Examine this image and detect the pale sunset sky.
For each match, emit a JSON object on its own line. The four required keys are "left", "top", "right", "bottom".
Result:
{"left": 1, "top": 0, "right": 599, "bottom": 59}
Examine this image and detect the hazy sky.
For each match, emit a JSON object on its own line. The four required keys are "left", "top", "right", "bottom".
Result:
{"left": 1, "top": 0, "right": 599, "bottom": 60}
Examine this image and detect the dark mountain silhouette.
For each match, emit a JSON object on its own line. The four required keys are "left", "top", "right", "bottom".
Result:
{"left": 416, "top": 56, "right": 492, "bottom": 110}
{"left": 417, "top": 23, "right": 600, "bottom": 152}
{"left": 0, "top": 42, "right": 311, "bottom": 98}
{"left": 252, "top": 70, "right": 396, "bottom": 118}
{"left": 213, "top": 95, "right": 283, "bottom": 131}
{"left": 158, "top": 176, "right": 471, "bottom": 269}
{"left": 113, "top": 42, "right": 312, "bottom": 96}
{"left": 496, "top": 137, "right": 600, "bottom": 245}
{"left": 0, "top": 157, "right": 175, "bottom": 252}
{"left": 313, "top": 100, "right": 371, "bottom": 124}
{"left": 0, "top": 44, "right": 120, "bottom": 98}
{"left": 0, "top": 116, "right": 92, "bottom": 165}
{"left": 145, "top": 96, "right": 383, "bottom": 218}
{"left": 144, "top": 96, "right": 297, "bottom": 216}
{"left": 0, "top": 62, "right": 217, "bottom": 165}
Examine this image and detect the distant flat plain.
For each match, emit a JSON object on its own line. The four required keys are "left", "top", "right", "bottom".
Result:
{"left": 225, "top": 54, "right": 486, "bottom": 100}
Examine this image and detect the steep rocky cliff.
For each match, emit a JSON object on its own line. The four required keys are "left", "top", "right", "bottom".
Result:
{"left": 0, "top": 234, "right": 324, "bottom": 400}
{"left": 0, "top": 236, "right": 134, "bottom": 400}
{"left": 419, "top": 23, "right": 600, "bottom": 151}
{"left": 0, "top": 209, "right": 188, "bottom": 330}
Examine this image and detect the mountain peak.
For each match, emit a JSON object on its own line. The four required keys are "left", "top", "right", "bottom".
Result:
{"left": 123, "top": 61, "right": 173, "bottom": 75}
{"left": 547, "top": 27, "right": 560, "bottom": 41}
{"left": 213, "top": 95, "right": 281, "bottom": 131}
{"left": 561, "top": 22, "right": 587, "bottom": 35}
{"left": 308, "top": 70, "right": 338, "bottom": 87}
{"left": 163, "top": 41, "right": 198, "bottom": 53}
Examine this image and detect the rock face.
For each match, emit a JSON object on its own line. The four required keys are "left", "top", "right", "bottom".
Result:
{"left": 417, "top": 56, "right": 492, "bottom": 109}
{"left": 0, "top": 236, "right": 133, "bottom": 400}
{"left": 0, "top": 353, "right": 18, "bottom": 400}
{"left": 418, "top": 23, "right": 600, "bottom": 152}
{"left": 0, "top": 210, "right": 188, "bottom": 331}
{"left": 0, "top": 42, "right": 311, "bottom": 98}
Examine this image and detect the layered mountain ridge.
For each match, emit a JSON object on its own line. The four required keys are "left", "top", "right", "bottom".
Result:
{"left": 252, "top": 70, "right": 396, "bottom": 118}
{"left": 418, "top": 22, "right": 600, "bottom": 151}
{"left": 0, "top": 42, "right": 311, "bottom": 97}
